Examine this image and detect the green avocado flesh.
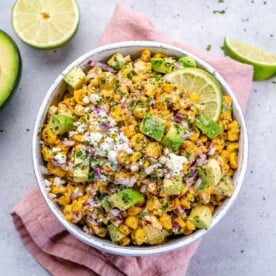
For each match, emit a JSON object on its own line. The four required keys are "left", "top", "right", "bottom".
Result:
{"left": 0, "top": 30, "right": 21, "bottom": 107}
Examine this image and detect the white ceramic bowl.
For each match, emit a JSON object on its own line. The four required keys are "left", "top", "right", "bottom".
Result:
{"left": 33, "top": 41, "right": 248, "bottom": 256}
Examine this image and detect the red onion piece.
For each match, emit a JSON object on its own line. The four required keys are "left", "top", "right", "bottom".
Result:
{"left": 181, "top": 132, "right": 194, "bottom": 140}
{"left": 62, "top": 140, "right": 75, "bottom": 147}
{"left": 87, "top": 60, "right": 117, "bottom": 73}
{"left": 177, "top": 205, "right": 185, "bottom": 215}
{"left": 208, "top": 146, "right": 216, "bottom": 156}
{"left": 51, "top": 159, "right": 66, "bottom": 170}
{"left": 99, "top": 123, "right": 111, "bottom": 131}
{"left": 87, "top": 216, "right": 99, "bottom": 225}
{"left": 109, "top": 208, "right": 121, "bottom": 217}
{"left": 94, "top": 167, "right": 101, "bottom": 176}
{"left": 172, "top": 221, "right": 179, "bottom": 229}
{"left": 174, "top": 113, "right": 185, "bottom": 123}
{"left": 70, "top": 188, "right": 83, "bottom": 201}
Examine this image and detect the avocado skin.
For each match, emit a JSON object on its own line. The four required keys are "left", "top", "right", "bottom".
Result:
{"left": 0, "top": 30, "right": 22, "bottom": 108}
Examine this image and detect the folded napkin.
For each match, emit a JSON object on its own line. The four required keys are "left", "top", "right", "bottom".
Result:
{"left": 11, "top": 3, "right": 253, "bottom": 276}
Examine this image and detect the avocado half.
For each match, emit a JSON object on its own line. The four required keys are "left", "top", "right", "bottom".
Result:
{"left": 0, "top": 30, "right": 21, "bottom": 108}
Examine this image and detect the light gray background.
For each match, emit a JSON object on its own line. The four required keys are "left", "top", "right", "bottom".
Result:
{"left": 1, "top": 0, "right": 275, "bottom": 275}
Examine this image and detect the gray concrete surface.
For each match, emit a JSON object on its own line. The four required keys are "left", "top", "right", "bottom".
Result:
{"left": 1, "top": 0, "right": 276, "bottom": 275}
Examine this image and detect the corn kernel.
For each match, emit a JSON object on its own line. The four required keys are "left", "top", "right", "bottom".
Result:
{"left": 141, "top": 49, "right": 151, "bottom": 62}
{"left": 128, "top": 207, "right": 142, "bottom": 216}
{"left": 160, "top": 213, "right": 172, "bottom": 230}
{"left": 133, "top": 228, "right": 146, "bottom": 245}
{"left": 229, "top": 152, "right": 238, "bottom": 169}
{"left": 186, "top": 221, "right": 196, "bottom": 231}
{"left": 119, "top": 224, "right": 131, "bottom": 235}
{"left": 175, "top": 217, "right": 186, "bottom": 228}
{"left": 125, "top": 216, "right": 139, "bottom": 230}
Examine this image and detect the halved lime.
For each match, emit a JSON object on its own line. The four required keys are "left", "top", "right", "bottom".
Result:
{"left": 0, "top": 30, "right": 21, "bottom": 107}
{"left": 164, "top": 68, "right": 222, "bottom": 121}
{"left": 224, "top": 36, "right": 276, "bottom": 80}
{"left": 12, "top": 0, "right": 80, "bottom": 49}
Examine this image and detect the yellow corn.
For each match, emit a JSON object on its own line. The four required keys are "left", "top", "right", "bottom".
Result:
{"left": 72, "top": 134, "right": 83, "bottom": 142}
{"left": 223, "top": 95, "right": 232, "bottom": 104}
{"left": 47, "top": 162, "right": 66, "bottom": 177}
{"left": 144, "top": 142, "right": 162, "bottom": 157}
{"left": 227, "top": 143, "right": 239, "bottom": 152}
{"left": 189, "top": 131, "right": 200, "bottom": 141}
{"left": 127, "top": 207, "right": 142, "bottom": 216}
{"left": 42, "top": 126, "right": 57, "bottom": 145}
{"left": 229, "top": 151, "right": 238, "bottom": 169}
{"left": 140, "top": 49, "right": 151, "bottom": 62}
{"left": 119, "top": 224, "right": 131, "bottom": 235}
{"left": 161, "top": 83, "right": 174, "bottom": 93}
{"left": 125, "top": 216, "right": 139, "bottom": 230}
{"left": 133, "top": 228, "right": 146, "bottom": 245}
{"left": 120, "top": 237, "right": 131, "bottom": 246}
{"left": 130, "top": 133, "right": 147, "bottom": 151}
{"left": 41, "top": 146, "right": 53, "bottom": 161}
{"left": 74, "top": 89, "right": 85, "bottom": 105}
{"left": 130, "top": 151, "right": 142, "bottom": 163}
{"left": 180, "top": 198, "right": 191, "bottom": 209}
{"left": 174, "top": 217, "right": 186, "bottom": 228}
{"left": 160, "top": 213, "right": 172, "bottom": 230}
{"left": 146, "top": 196, "right": 161, "bottom": 211}
{"left": 186, "top": 221, "right": 196, "bottom": 231}
{"left": 117, "top": 150, "right": 130, "bottom": 165}
{"left": 132, "top": 106, "right": 147, "bottom": 119}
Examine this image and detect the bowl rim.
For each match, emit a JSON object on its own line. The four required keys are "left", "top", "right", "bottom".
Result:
{"left": 32, "top": 40, "right": 248, "bottom": 256}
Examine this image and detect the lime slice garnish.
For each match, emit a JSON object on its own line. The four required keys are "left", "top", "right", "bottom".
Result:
{"left": 224, "top": 36, "right": 276, "bottom": 80}
{"left": 164, "top": 68, "right": 222, "bottom": 121}
{"left": 12, "top": 0, "right": 80, "bottom": 49}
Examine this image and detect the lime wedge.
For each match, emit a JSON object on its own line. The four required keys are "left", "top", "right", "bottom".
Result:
{"left": 12, "top": 0, "right": 80, "bottom": 49}
{"left": 224, "top": 36, "right": 276, "bottom": 80}
{"left": 164, "top": 68, "right": 222, "bottom": 121}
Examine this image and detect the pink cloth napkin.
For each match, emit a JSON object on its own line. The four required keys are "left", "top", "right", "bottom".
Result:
{"left": 11, "top": 3, "right": 253, "bottom": 276}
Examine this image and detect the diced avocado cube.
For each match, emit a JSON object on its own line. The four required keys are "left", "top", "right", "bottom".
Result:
{"left": 189, "top": 205, "right": 212, "bottom": 229}
{"left": 163, "top": 175, "right": 184, "bottom": 195}
{"left": 162, "top": 124, "right": 186, "bottom": 152}
{"left": 213, "top": 175, "right": 234, "bottom": 197}
{"left": 63, "top": 67, "right": 86, "bottom": 89}
{"left": 108, "top": 188, "right": 144, "bottom": 211}
{"left": 73, "top": 151, "right": 90, "bottom": 183}
{"left": 195, "top": 114, "right": 223, "bottom": 139}
{"left": 49, "top": 114, "right": 75, "bottom": 135}
{"left": 197, "top": 159, "right": 222, "bottom": 189}
{"left": 178, "top": 56, "right": 197, "bottom": 68}
{"left": 151, "top": 57, "right": 174, "bottom": 74}
{"left": 101, "top": 198, "right": 111, "bottom": 212}
{"left": 144, "top": 225, "right": 168, "bottom": 245}
{"left": 140, "top": 114, "right": 165, "bottom": 141}
{"left": 107, "top": 53, "right": 125, "bottom": 69}
{"left": 107, "top": 224, "right": 126, "bottom": 242}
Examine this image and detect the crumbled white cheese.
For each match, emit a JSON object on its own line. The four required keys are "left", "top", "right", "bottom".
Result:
{"left": 54, "top": 153, "right": 67, "bottom": 165}
{"left": 130, "top": 163, "right": 139, "bottom": 172}
{"left": 44, "top": 179, "right": 51, "bottom": 187}
{"left": 144, "top": 215, "right": 162, "bottom": 229}
{"left": 82, "top": 132, "right": 103, "bottom": 146}
{"left": 52, "top": 147, "right": 60, "bottom": 154}
{"left": 164, "top": 152, "right": 188, "bottom": 176}
{"left": 53, "top": 177, "right": 65, "bottom": 186}
{"left": 82, "top": 96, "right": 90, "bottom": 104}
{"left": 68, "top": 131, "right": 76, "bottom": 137}
{"left": 90, "top": 94, "right": 101, "bottom": 104}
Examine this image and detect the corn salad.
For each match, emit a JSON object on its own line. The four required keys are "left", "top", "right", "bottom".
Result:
{"left": 41, "top": 50, "right": 240, "bottom": 246}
